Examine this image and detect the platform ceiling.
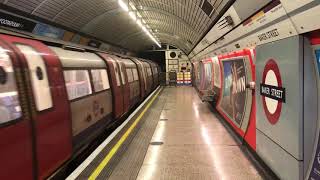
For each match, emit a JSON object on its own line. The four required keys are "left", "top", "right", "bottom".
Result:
{"left": 1, "top": 0, "right": 232, "bottom": 53}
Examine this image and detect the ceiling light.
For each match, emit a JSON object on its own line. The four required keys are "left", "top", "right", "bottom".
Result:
{"left": 118, "top": 0, "right": 161, "bottom": 48}
{"left": 137, "top": 19, "right": 142, "bottom": 27}
{"left": 118, "top": 0, "right": 129, "bottom": 12}
{"left": 129, "top": 11, "right": 136, "bottom": 21}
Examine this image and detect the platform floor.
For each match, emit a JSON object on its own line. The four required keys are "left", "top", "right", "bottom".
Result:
{"left": 73, "top": 86, "right": 265, "bottom": 180}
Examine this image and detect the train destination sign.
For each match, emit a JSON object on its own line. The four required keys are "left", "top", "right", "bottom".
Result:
{"left": 261, "top": 59, "right": 284, "bottom": 125}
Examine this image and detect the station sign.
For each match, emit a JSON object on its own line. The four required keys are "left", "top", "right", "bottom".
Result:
{"left": 260, "top": 59, "right": 285, "bottom": 125}
{"left": 0, "top": 11, "right": 36, "bottom": 32}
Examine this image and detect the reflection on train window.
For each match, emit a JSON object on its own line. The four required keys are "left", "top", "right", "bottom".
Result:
{"left": 132, "top": 68, "right": 139, "bottom": 81}
{"left": 204, "top": 63, "right": 212, "bottom": 90}
{"left": 147, "top": 67, "right": 152, "bottom": 76}
{"left": 126, "top": 68, "right": 134, "bottom": 83}
{"left": 213, "top": 58, "right": 221, "bottom": 88}
{"left": 112, "top": 61, "right": 121, "bottom": 86}
{"left": 120, "top": 65, "right": 126, "bottom": 84}
{"left": 154, "top": 67, "right": 158, "bottom": 74}
{"left": 64, "top": 70, "right": 92, "bottom": 100}
{"left": 0, "top": 47, "right": 22, "bottom": 124}
{"left": 91, "top": 69, "right": 110, "bottom": 92}
{"left": 15, "top": 44, "right": 53, "bottom": 111}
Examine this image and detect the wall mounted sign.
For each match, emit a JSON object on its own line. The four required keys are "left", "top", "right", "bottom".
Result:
{"left": 260, "top": 59, "right": 285, "bottom": 125}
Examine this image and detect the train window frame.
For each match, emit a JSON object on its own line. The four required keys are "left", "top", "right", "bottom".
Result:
{"left": 119, "top": 64, "right": 126, "bottom": 85}
{"left": 91, "top": 69, "right": 110, "bottom": 92}
{"left": 147, "top": 67, "right": 152, "bottom": 76}
{"left": 0, "top": 46, "right": 23, "bottom": 126}
{"left": 15, "top": 44, "right": 53, "bottom": 112}
{"left": 112, "top": 61, "right": 121, "bottom": 86}
{"left": 132, "top": 68, "right": 139, "bottom": 81}
{"left": 63, "top": 69, "right": 93, "bottom": 101}
{"left": 126, "top": 68, "right": 134, "bottom": 83}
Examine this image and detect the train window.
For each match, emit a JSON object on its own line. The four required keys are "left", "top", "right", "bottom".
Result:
{"left": 0, "top": 47, "right": 22, "bottom": 124}
{"left": 91, "top": 69, "right": 110, "bottom": 92}
{"left": 112, "top": 61, "right": 121, "bottom": 86}
{"left": 63, "top": 70, "right": 92, "bottom": 100}
{"left": 15, "top": 44, "right": 53, "bottom": 111}
{"left": 132, "top": 68, "right": 139, "bottom": 81}
{"left": 126, "top": 68, "right": 134, "bottom": 83}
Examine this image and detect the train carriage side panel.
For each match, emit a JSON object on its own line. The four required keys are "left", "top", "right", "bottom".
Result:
{"left": 149, "top": 61, "right": 159, "bottom": 88}
{"left": 98, "top": 53, "right": 124, "bottom": 119}
{"left": 141, "top": 60, "right": 154, "bottom": 91}
{"left": 212, "top": 56, "right": 221, "bottom": 102}
{"left": 0, "top": 35, "right": 73, "bottom": 179}
{"left": 140, "top": 60, "right": 152, "bottom": 95}
{"left": 122, "top": 58, "right": 141, "bottom": 109}
{"left": 50, "top": 47, "right": 113, "bottom": 150}
{"left": 131, "top": 58, "right": 146, "bottom": 99}
{"left": 198, "top": 59, "right": 213, "bottom": 101}
{"left": 114, "top": 56, "right": 130, "bottom": 114}
{"left": 0, "top": 37, "right": 34, "bottom": 179}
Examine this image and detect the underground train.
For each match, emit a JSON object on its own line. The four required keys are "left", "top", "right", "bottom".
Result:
{"left": 189, "top": 1, "right": 320, "bottom": 179}
{"left": 0, "top": 33, "right": 160, "bottom": 179}
{"left": 192, "top": 30, "right": 320, "bottom": 180}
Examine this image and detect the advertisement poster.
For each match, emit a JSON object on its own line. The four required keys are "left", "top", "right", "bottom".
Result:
{"left": 308, "top": 49, "right": 320, "bottom": 180}
{"left": 220, "top": 58, "right": 247, "bottom": 125}
{"left": 33, "top": 23, "right": 65, "bottom": 39}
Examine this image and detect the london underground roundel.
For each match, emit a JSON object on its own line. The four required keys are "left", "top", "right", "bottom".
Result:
{"left": 260, "top": 59, "right": 286, "bottom": 125}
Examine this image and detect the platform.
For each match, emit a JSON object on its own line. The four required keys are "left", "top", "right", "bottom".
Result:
{"left": 67, "top": 86, "right": 269, "bottom": 180}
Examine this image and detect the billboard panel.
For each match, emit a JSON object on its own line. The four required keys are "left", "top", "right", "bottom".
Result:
{"left": 220, "top": 58, "right": 247, "bottom": 125}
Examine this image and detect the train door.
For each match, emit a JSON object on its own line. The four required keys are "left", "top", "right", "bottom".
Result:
{"left": 0, "top": 39, "right": 34, "bottom": 179}
{"left": 99, "top": 53, "right": 124, "bottom": 119}
{"left": 116, "top": 59, "right": 130, "bottom": 114}
{"left": 1, "top": 35, "right": 72, "bottom": 179}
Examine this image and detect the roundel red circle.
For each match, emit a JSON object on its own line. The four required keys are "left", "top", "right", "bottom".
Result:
{"left": 262, "top": 59, "right": 282, "bottom": 125}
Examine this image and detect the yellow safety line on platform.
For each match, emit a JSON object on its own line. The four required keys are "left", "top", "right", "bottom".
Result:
{"left": 88, "top": 88, "right": 162, "bottom": 180}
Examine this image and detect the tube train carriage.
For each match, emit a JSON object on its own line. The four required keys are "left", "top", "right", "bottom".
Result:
{"left": 192, "top": 30, "right": 320, "bottom": 180}
{"left": 0, "top": 34, "right": 160, "bottom": 179}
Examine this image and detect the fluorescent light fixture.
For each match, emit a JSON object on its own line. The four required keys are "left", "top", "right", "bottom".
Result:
{"left": 137, "top": 19, "right": 142, "bottom": 27}
{"left": 129, "top": 11, "right": 136, "bottom": 21}
{"left": 142, "top": 26, "right": 148, "bottom": 32}
{"left": 118, "top": 0, "right": 161, "bottom": 48}
{"left": 118, "top": 0, "right": 129, "bottom": 11}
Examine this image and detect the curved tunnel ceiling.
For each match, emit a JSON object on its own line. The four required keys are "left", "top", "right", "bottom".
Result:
{"left": 0, "top": 0, "right": 232, "bottom": 54}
